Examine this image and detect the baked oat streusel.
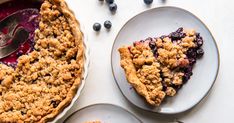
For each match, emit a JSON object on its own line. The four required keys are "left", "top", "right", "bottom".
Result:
{"left": 0, "top": 0, "right": 84, "bottom": 122}
{"left": 119, "top": 28, "right": 204, "bottom": 106}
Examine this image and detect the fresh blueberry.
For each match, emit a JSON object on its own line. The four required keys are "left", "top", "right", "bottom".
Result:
{"left": 104, "top": 20, "right": 112, "bottom": 29}
{"left": 105, "top": 0, "right": 114, "bottom": 4}
{"left": 144, "top": 0, "right": 153, "bottom": 5}
{"left": 93, "top": 23, "right": 101, "bottom": 31}
{"left": 196, "top": 48, "right": 204, "bottom": 58}
{"left": 109, "top": 3, "right": 117, "bottom": 12}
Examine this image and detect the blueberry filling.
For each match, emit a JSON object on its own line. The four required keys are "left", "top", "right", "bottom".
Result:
{"left": 182, "top": 31, "right": 204, "bottom": 82}
{"left": 51, "top": 100, "right": 59, "bottom": 108}
{"left": 196, "top": 48, "right": 204, "bottom": 58}
{"left": 169, "top": 28, "right": 186, "bottom": 41}
{"left": 134, "top": 28, "right": 204, "bottom": 84}
{"left": 21, "top": 111, "right": 26, "bottom": 115}
{"left": 148, "top": 38, "right": 158, "bottom": 57}
{"left": 159, "top": 35, "right": 168, "bottom": 40}
{"left": 0, "top": 0, "right": 42, "bottom": 67}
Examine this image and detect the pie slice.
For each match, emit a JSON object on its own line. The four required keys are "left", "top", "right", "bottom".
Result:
{"left": 119, "top": 28, "right": 204, "bottom": 106}
{"left": 0, "top": 0, "right": 84, "bottom": 122}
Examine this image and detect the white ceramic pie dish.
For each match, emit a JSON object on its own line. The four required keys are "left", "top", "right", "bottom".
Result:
{"left": 111, "top": 6, "right": 220, "bottom": 114}
{"left": 0, "top": 0, "right": 89, "bottom": 122}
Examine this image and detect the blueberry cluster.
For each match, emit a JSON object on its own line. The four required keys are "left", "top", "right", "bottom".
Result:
{"left": 147, "top": 28, "right": 204, "bottom": 85}
{"left": 183, "top": 32, "right": 204, "bottom": 82}
{"left": 169, "top": 28, "right": 204, "bottom": 82}
{"left": 93, "top": 0, "right": 117, "bottom": 32}
{"left": 93, "top": 20, "right": 112, "bottom": 31}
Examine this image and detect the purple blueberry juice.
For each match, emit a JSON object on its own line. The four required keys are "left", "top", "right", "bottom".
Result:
{"left": 0, "top": 0, "right": 42, "bottom": 67}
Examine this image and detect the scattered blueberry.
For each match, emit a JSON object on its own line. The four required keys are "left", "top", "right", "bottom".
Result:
{"left": 196, "top": 48, "right": 204, "bottom": 58}
{"left": 144, "top": 0, "right": 153, "bottom": 5}
{"left": 104, "top": 20, "right": 112, "bottom": 29}
{"left": 93, "top": 23, "right": 101, "bottom": 31}
{"left": 109, "top": 3, "right": 117, "bottom": 12}
{"left": 105, "top": 0, "right": 114, "bottom": 4}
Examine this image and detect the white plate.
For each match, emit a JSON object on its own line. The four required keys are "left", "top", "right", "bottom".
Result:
{"left": 0, "top": 0, "right": 89, "bottom": 122}
{"left": 64, "top": 104, "right": 142, "bottom": 123}
{"left": 111, "top": 6, "right": 220, "bottom": 114}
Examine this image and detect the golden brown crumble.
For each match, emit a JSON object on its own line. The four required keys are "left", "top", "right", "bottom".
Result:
{"left": 119, "top": 29, "right": 198, "bottom": 106}
{"left": 0, "top": 0, "right": 84, "bottom": 122}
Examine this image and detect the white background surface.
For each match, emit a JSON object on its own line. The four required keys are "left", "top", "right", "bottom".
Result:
{"left": 58, "top": 0, "right": 234, "bottom": 123}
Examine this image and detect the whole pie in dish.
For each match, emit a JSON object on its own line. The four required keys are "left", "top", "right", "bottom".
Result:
{"left": 119, "top": 28, "right": 204, "bottom": 106}
{"left": 0, "top": 0, "right": 84, "bottom": 122}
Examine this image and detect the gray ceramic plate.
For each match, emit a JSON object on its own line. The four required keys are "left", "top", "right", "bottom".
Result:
{"left": 111, "top": 7, "right": 219, "bottom": 114}
{"left": 64, "top": 104, "right": 142, "bottom": 123}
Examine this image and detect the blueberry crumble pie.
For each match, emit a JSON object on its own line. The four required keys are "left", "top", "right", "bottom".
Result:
{"left": 0, "top": 0, "right": 84, "bottom": 122}
{"left": 118, "top": 28, "right": 204, "bottom": 106}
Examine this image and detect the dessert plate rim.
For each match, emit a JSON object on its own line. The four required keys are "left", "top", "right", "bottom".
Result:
{"left": 64, "top": 103, "right": 143, "bottom": 123}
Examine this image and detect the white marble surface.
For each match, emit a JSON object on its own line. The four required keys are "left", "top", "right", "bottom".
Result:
{"left": 58, "top": 0, "right": 234, "bottom": 123}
